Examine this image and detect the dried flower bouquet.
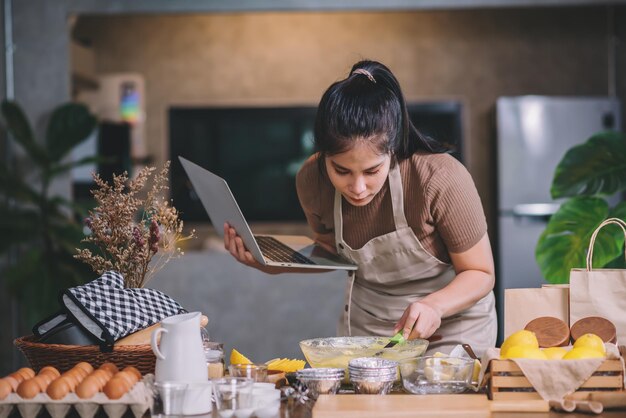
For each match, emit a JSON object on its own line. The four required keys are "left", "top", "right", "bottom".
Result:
{"left": 75, "top": 161, "right": 195, "bottom": 288}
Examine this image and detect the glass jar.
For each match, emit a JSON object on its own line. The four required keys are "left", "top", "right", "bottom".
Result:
{"left": 204, "top": 341, "right": 225, "bottom": 378}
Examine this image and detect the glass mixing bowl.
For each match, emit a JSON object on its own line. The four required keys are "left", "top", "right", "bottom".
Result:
{"left": 400, "top": 356, "right": 474, "bottom": 394}
{"left": 299, "top": 336, "right": 428, "bottom": 374}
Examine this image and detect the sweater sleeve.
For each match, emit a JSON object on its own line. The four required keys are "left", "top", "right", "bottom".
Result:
{"left": 296, "top": 156, "right": 337, "bottom": 253}
{"left": 426, "top": 156, "right": 487, "bottom": 253}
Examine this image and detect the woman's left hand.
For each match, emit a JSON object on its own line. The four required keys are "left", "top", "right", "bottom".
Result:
{"left": 394, "top": 300, "right": 443, "bottom": 340}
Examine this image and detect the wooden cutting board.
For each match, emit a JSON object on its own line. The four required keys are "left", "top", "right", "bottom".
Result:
{"left": 570, "top": 317, "right": 617, "bottom": 343}
{"left": 312, "top": 394, "right": 490, "bottom": 418}
{"left": 524, "top": 316, "right": 570, "bottom": 347}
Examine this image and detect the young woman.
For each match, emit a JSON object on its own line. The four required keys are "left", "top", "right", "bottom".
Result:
{"left": 224, "top": 60, "right": 497, "bottom": 356}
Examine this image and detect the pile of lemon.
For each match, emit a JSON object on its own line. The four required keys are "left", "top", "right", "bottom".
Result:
{"left": 500, "top": 330, "right": 606, "bottom": 360}
{"left": 230, "top": 348, "right": 306, "bottom": 373}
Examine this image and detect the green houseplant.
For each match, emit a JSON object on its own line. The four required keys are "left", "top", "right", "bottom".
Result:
{"left": 535, "top": 131, "right": 626, "bottom": 284}
{"left": 0, "top": 100, "right": 98, "bottom": 324}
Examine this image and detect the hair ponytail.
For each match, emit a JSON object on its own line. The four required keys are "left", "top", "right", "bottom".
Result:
{"left": 314, "top": 60, "right": 448, "bottom": 162}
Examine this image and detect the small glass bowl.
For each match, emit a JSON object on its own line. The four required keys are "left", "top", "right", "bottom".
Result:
{"left": 229, "top": 363, "right": 269, "bottom": 382}
{"left": 400, "top": 356, "right": 474, "bottom": 395}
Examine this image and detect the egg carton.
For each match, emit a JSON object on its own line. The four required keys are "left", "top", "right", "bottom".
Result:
{"left": 0, "top": 375, "right": 153, "bottom": 418}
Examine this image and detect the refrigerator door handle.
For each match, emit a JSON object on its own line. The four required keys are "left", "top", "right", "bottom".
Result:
{"left": 511, "top": 203, "right": 560, "bottom": 219}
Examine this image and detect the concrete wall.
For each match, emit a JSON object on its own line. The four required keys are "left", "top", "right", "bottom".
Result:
{"left": 73, "top": 8, "right": 615, "bottom": 236}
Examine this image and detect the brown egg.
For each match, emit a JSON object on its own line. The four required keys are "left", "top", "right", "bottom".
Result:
{"left": 0, "top": 379, "right": 13, "bottom": 400}
{"left": 15, "top": 368, "right": 35, "bottom": 381}
{"left": 103, "top": 377, "right": 130, "bottom": 400}
{"left": 17, "top": 379, "right": 41, "bottom": 399}
{"left": 122, "top": 366, "right": 142, "bottom": 381}
{"left": 71, "top": 368, "right": 89, "bottom": 381}
{"left": 76, "top": 377, "right": 99, "bottom": 399}
{"left": 61, "top": 373, "right": 79, "bottom": 390}
{"left": 47, "top": 378, "right": 71, "bottom": 400}
{"left": 90, "top": 370, "right": 110, "bottom": 387}
{"left": 12, "top": 372, "right": 30, "bottom": 385}
{"left": 72, "top": 368, "right": 85, "bottom": 377}
{"left": 38, "top": 373, "right": 55, "bottom": 385}
{"left": 99, "top": 363, "right": 119, "bottom": 375}
{"left": 75, "top": 362, "right": 94, "bottom": 374}
{"left": 34, "top": 376, "right": 52, "bottom": 392}
{"left": 39, "top": 366, "right": 60, "bottom": 379}
{"left": 113, "top": 371, "right": 136, "bottom": 387}
{"left": 4, "top": 376, "right": 19, "bottom": 391}
{"left": 7, "top": 373, "right": 19, "bottom": 382}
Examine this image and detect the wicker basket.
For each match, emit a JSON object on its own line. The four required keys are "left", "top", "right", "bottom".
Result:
{"left": 14, "top": 335, "right": 156, "bottom": 375}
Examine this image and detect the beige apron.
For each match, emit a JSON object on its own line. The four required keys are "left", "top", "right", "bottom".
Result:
{"left": 334, "top": 163, "right": 497, "bottom": 357}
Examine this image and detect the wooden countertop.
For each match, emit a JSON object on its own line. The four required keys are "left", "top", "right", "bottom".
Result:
{"left": 305, "top": 393, "right": 626, "bottom": 418}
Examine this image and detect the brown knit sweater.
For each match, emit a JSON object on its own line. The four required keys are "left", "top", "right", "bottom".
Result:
{"left": 295, "top": 152, "right": 487, "bottom": 263}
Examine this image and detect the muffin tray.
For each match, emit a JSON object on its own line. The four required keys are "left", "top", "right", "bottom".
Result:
{"left": 0, "top": 375, "right": 153, "bottom": 418}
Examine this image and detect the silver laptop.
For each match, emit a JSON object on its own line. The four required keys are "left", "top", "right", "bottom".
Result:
{"left": 179, "top": 157, "right": 357, "bottom": 270}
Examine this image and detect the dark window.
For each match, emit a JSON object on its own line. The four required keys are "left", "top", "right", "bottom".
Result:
{"left": 170, "top": 103, "right": 463, "bottom": 223}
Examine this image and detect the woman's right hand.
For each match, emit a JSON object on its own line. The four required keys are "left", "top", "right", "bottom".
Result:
{"left": 223, "top": 223, "right": 260, "bottom": 267}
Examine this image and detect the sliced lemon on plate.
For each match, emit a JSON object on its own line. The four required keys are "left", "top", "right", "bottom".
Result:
{"left": 266, "top": 358, "right": 306, "bottom": 373}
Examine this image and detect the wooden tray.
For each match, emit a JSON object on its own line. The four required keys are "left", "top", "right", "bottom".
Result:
{"left": 312, "top": 394, "right": 490, "bottom": 418}
{"left": 488, "top": 359, "right": 624, "bottom": 401}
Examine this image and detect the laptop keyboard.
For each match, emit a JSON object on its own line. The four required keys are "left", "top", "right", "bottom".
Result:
{"left": 255, "top": 235, "right": 316, "bottom": 265}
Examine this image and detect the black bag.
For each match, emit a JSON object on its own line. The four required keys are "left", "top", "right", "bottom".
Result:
{"left": 34, "top": 271, "right": 186, "bottom": 350}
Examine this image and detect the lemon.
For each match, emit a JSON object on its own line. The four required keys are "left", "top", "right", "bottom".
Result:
{"left": 472, "top": 359, "right": 481, "bottom": 382}
{"left": 542, "top": 347, "right": 568, "bottom": 360}
{"left": 266, "top": 358, "right": 306, "bottom": 373}
{"left": 230, "top": 348, "right": 252, "bottom": 365}
{"left": 500, "top": 330, "right": 539, "bottom": 357}
{"left": 563, "top": 347, "right": 605, "bottom": 360}
{"left": 501, "top": 345, "right": 547, "bottom": 360}
{"left": 573, "top": 333, "right": 606, "bottom": 355}
{"left": 424, "top": 365, "right": 454, "bottom": 382}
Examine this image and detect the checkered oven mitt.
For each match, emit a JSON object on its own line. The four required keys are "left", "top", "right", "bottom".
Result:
{"left": 59, "top": 271, "right": 185, "bottom": 349}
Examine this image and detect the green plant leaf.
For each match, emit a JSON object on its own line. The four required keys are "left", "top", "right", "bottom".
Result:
{"left": 4, "top": 248, "right": 45, "bottom": 295}
{"left": 551, "top": 131, "right": 626, "bottom": 199}
{"left": 0, "top": 100, "right": 48, "bottom": 166}
{"left": 0, "top": 162, "right": 42, "bottom": 204}
{"left": 48, "top": 155, "right": 102, "bottom": 178}
{"left": 48, "top": 221, "right": 85, "bottom": 252}
{"left": 535, "top": 197, "right": 625, "bottom": 283}
{"left": 45, "top": 103, "right": 97, "bottom": 162}
{"left": 0, "top": 206, "right": 41, "bottom": 253}
{"left": 609, "top": 200, "right": 626, "bottom": 221}
{"left": 604, "top": 201, "right": 626, "bottom": 269}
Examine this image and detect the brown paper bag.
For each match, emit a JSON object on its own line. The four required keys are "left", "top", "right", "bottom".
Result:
{"left": 504, "top": 287, "right": 569, "bottom": 339}
{"left": 570, "top": 218, "right": 626, "bottom": 345}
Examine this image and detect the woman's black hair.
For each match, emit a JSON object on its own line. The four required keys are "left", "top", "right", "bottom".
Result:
{"left": 314, "top": 60, "right": 448, "bottom": 167}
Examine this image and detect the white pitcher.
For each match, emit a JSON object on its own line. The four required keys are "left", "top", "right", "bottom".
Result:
{"left": 151, "top": 311, "right": 212, "bottom": 414}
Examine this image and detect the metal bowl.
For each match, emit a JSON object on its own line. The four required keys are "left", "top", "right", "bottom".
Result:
{"left": 349, "top": 357, "right": 399, "bottom": 394}
{"left": 299, "top": 336, "right": 428, "bottom": 372}
{"left": 296, "top": 368, "right": 345, "bottom": 399}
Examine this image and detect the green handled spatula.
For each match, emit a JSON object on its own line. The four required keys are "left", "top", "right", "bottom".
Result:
{"left": 374, "top": 331, "right": 405, "bottom": 357}
{"left": 383, "top": 331, "right": 405, "bottom": 349}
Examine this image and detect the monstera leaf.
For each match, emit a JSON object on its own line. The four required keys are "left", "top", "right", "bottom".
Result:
{"left": 536, "top": 197, "right": 626, "bottom": 283}
{"left": 551, "top": 131, "right": 626, "bottom": 199}
{"left": 537, "top": 131, "right": 626, "bottom": 284}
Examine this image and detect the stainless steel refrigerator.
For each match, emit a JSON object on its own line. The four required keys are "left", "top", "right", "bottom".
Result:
{"left": 495, "top": 96, "right": 621, "bottom": 340}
